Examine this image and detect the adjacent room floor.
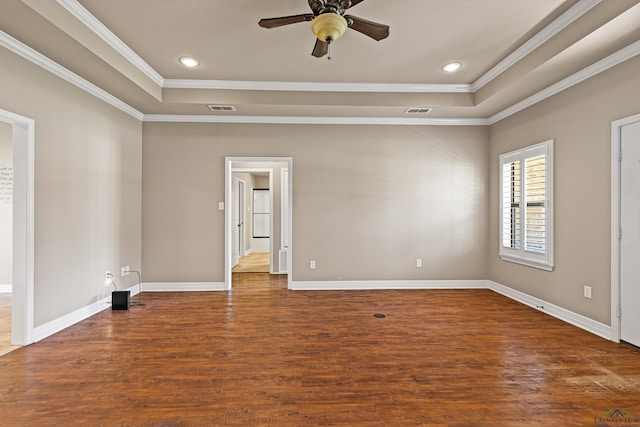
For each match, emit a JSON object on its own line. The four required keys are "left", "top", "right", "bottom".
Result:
{"left": 232, "top": 252, "right": 270, "bottom": 273}
{"left": 0, "top": 274, "right": 639, "bottom": 426}
{"left": 0, "top": 293, "right": 18, "bottom": 357}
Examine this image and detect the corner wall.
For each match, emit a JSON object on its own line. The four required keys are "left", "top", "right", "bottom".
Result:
{"left": 488, "top": 55, "right": 640, "bottom": 325}
{"left": 0, "top": 47, "right": 142, "bottom": 328}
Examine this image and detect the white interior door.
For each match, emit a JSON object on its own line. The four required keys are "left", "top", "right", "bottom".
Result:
{"left": 231, "top": 177, "right": 241, "bottom": 267}
{"left": 620, "top": 119, "right": 640, "bottom": 347}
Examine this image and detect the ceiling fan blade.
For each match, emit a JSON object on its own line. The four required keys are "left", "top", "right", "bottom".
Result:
{"left": 345, "top": 15, "right": 390, "bottom": 41}
{"left": 259, "top": 14, "right": 314, "bottom": 29}
{"left": 346, "top": 0, "right": 366, "bottom": 8}
{"left": 311, "top": 39, "right": 328, "bottom": 57}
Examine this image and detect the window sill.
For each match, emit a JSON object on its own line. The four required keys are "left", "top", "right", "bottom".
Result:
{"left": 500, "top": 255, "right": 554, "bottom": 272}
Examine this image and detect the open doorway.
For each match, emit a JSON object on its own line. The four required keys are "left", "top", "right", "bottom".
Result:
{"left": 231, "top": 171, "right": 271, "bottom": 273}
{"left": 0, "top": 121, "right": 14, "bottom": 355}
{"left": 0, "top": 108, "right": 34, "bottom": 353}
{"left": 225, "top": 157, "right": 292, "bottom": 290}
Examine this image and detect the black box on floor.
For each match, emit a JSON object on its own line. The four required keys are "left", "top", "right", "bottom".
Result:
{"left": 112, "top": 290, "right": 130, "bottom": 310}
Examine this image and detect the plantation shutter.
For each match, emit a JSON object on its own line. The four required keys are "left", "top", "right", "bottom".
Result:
{"left": 499, "top": 141, "right": 553, "bottom": 270}
{"left": 524, "top": 154, "right": 546, "bottom": 253}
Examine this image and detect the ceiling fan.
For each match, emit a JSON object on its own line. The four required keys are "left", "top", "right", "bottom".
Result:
{"left": 258, "top": 0, "right": 390, "bottom": 59}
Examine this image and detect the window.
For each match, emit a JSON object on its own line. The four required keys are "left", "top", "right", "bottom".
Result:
{"left": 252, "top": 188, "right": 270, "bottom": 238}
{"left": 499, "top": 140, "right": 553, "bottom": 270}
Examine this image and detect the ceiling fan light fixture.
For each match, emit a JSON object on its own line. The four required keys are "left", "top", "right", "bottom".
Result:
{"left": 442, "top": 62, "right": 462, "bottom": 73}
{"left": 312, "top": 13, "right": 348, "bottom": 43}
{"left": 179, "top": 56, "right": 200, "bottom": 68}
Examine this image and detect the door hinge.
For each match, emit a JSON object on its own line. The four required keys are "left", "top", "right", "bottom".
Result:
{"left": 617, "top": 226, "right": 622, "bottom": 240}
{"left": 617, "top": 150, "right": 623, "bottom": 162}
{"left": 617, "top": 305, "right": 622, "bottom": 318}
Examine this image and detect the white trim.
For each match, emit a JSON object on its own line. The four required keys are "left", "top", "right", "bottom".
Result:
{"left": 142, "top": 282, "right": 226, "bottom": 292}
{"left": 0, "top": 108, "right": 35, "bottom": 346}
{"left": 163, "top": 79, "right": 472, "bottom": 93}
{"left": 0, "top": 30, "right": 144, "bottom": 120}
{"left": 144, "top": 115, "right": 489, "bottom": 126}
{"left": 28, "top": 278, "right": 614, "bottom": 342}
{"left": 489, "top": 40, "right": 640, "bottom": 124}
{"left": 33, "top": 295, "right": 112, "bottom": 342}
{"left": 3, "top": 21, "right": 638, "bottom": 128}
{"left": 488, "top": 281, "right": 612, "bottom": 340}
{"left": 226, "top": 157, "right": 294, "bottom": 291}
{"left": 291, "top": 280, "right": 488, "bottom": 291}
{"left": 32, "top": 284, "right": 142, "bottom": 342}
{"left": 0, "top": 285, "right": 11, "bottom": 293}
{"left": 46, "top": 0, "right": 596, "bottom": 101}
{"left": 499, "top": 256, "right": 554, "bottom": 271}
{"left": 56, "top": 0, "right": 164, "bottom": 87}
{"left": 610, "top": 113, "right": 640, "bottom": 343}
{"left": 472, "top": 0, "right": 601, "bottom": 91}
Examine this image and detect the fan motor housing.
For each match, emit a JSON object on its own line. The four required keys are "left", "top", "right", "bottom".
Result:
{"left": 312, "top": 13, "right": 348, "bottom": 42}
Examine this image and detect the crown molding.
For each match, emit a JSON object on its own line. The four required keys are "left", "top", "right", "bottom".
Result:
{"left": 163, "top": 79, "right": 473, "bottom": 93}
{"left": 488, "top": 39, "right": 640, "bottom": 124}
{"left": 3, "top": 20, "right": 638, "bottom": 127}
{"left": 143, "top": 114, "right": 489, "bottom": 126}
{"left": 0, "top": 30, "right": 144, "bottom": 120}
{"left": 472, "top": 0, "right": 601, "bottom": 91}
{"left": 56, "top": 0, "right": 165, "bottom": 87}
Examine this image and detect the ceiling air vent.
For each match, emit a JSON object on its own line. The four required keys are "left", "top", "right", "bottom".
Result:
{"left": 404, "top": 107, "right": 432, "bottom": 114}
{"left": 207, "top": 105, "right": 237, "bottom": 112}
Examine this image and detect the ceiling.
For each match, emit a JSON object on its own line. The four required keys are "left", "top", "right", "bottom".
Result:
{"left": 1, "top": 0, "right": 639, "bottom": 123}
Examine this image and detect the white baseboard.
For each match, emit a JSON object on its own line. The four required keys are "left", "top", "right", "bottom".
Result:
{"left": 28, "top": 278, "right": 613, "bottom": 344}
{"left": 142, "top": 282, "right": 226, "bottom": 292}
{"left": 291, "top": 280, "right": 487, "bottom": 291}
{"left": 0, "top": 284, "right": 12, "bottom": 293}
{"left": 486, "top": 280, "right": 612, "bottom": 340}
{"left": 32, "top": 284, "right": 141, "bottom": 342}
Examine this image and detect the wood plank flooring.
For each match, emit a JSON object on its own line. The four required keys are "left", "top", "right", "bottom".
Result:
{"left": 0, "top": 293, "right": 19, "bottom": 357}
{"left": 1, "top": 274, "right": 639, "bottom": 426}
{"left": 232, "top": 252, "right": 270, "bottom": 273}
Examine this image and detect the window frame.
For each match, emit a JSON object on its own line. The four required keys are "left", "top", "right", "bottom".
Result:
{"left": 499, "top": 140, "right": 554, "bottom": 271}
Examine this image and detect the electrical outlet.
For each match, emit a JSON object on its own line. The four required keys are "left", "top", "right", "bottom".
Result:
{"left": 584, "top": 285, "right": 592, "bottom": 299}
{"left": 218, "top": 202, "right": 225, "bottom": 210}
{"left": 105, "top": 271, "right": 112, "bottom": 286}
{"left": 309, "top": 260, "right": 316, "bottom": 269}
{"left": 125, "top": 265, "right": 130, "bottom": 274}
{"left": 121, "top": 266, "right": 127, "bottom": 277}
{"left": 416, "top": 259, "right": 422, "bottom": 268}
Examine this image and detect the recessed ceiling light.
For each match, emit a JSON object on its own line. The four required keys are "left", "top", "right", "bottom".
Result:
{"left": 179, "top": 57, "right": 200, "bottom": 68}
{"left": 442, "top": 62, "right": 462, "bottom": 73}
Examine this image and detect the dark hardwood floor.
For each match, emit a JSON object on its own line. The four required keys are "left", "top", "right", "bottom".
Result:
{"left": 1, "top": 273, "right": 639, "bottom": 426}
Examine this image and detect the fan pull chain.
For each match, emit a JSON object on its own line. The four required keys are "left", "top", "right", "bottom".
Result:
{"left": 327, "top": 37, "right": 333, "bottom": 60}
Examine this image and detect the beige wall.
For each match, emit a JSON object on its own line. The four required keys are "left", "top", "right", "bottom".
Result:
{"left": 0, "top": 47, "right": 142, "bottom": 326}
{"left": 488, "top": 55, "right": 640, "bottom": 325}
{"left": 142, "top": 123, "right": 489, "bottom": 283}
{"left": 0, "top": 121, "right": 12, "bottom": 285}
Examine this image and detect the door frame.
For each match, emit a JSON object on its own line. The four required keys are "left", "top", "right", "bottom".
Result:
{"left": 0, "top": 108, "right": 35, "bottom": 346}
{"left": 611, "top": 112, "right": 640, "bottom": 343}
{"left": 231, "top": 176, "right": 246, "bottom": 267}
{"left": 225, "top": 157, "right": 293, "bottom": 291}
